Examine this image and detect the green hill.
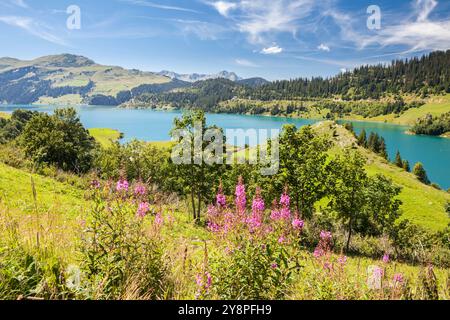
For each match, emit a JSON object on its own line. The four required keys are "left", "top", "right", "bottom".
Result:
{"left": 0, "top": 54, "right": 171, "bottom": 105}
{"left": 315, "top": 121, "right": 450, "bottom": 231}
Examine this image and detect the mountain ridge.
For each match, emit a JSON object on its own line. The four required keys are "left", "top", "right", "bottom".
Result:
{"left": 0, "top": 54, "right": 267, "bottom": 105}
{"left": 157, "top": 70, "right": 243, "bottom": 83}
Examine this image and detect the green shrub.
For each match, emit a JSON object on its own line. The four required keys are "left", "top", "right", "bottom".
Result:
{"left": 211, "top": 236, "right": 296, "bottom": 300}
{"left": 80, "top": 183, "right": 171, "bottom": 300}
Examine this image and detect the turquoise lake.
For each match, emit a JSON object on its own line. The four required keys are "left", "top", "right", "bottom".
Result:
{"left": 1, "top": 104, "right": 449, "bottom": 190}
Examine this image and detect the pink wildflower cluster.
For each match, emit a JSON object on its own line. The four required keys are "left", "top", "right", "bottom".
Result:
{"left": 382, "top": 253, "right": 390, "bottom": 264}
{"left": 137, "top": 202, "right": 150, "bottom": 218}
{"left": 235, "top": 177, "right": 247, "bottom": 214}
{"left": 195, "top": 272, "right": 212, "bottom": 299}
{"left": 313, "top": 231, "right": 333, "bottom": 259}
{"left": 116, "top": 178, "right": 129, "bottom": 193}
{"left": 393, "top": 273, "right": 404, "bottom": 284}
{"left": 134, "top": 183, "right": 147, "bottom": 197}
{"left": 216, "top": 183, "right": 226, "bottom": 208}
{"left": 247, "top": 188, "right": 264, "bottom": 231}
{"left": 91, "top": 180, "right": 101, "bottom": 189}
{"left": 206, "top": 178, "right": 306, "bottom": 247}
{"left": 154, "top": 212, "right": 164, "bottom": 227}
{"left": 270, "top": 192, "right": 291, "bottom": 221}
{"left": 292, "top": 218, "right": 304, "bottom": 231}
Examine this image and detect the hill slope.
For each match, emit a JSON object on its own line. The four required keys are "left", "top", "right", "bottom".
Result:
{"left": 313, "top": 121, "right": 450, "bottom": 231}
{"left": 0, "top": 54, "right": 171, "bottom": 105}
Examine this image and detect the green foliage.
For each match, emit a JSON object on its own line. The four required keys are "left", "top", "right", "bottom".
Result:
{"left": 169, "top": 110, "right": 223, "bottom": 222}
{"left": 95, "top": 139, "right": 171, "bottom": 188}
{"left": 357, "top": 129, "right": 367, "bottom": 147}
{"left": 411, "top": 112, "right": 450, "bottom": 136}
{"left": 249, "top": 51, "right": 450, "bottom": 100}
{"left": 413, "top": 162, "right": 430, "bottom": 185}
{"left": 0, "top": 109, "right": 37, "bottom": 143}
{"left": 211, "top": 238, "right": 296, "bottom": 300}
{"left": 402, "top": 160, "right": 411, "bottom": 172}
{"left": 20, "top": 107, "right": 96, "bottom": 173}
{"left": 276, "top": 125, "right": 331, "bottom": 218}
{"left": 0, "top": 239, "right": 71, "bottom": 299}
{"left": 80, "top": 189, "right": 170, "bottom": 300}
{"left": 395, "top": 151, "right": 403, "bottom": 168}
{"left": 328, "top": 150, "right": 369, "bottom": 251}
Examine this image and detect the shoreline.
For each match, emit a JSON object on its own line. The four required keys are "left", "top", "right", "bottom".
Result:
{"left": 3, "top": 103, "right": 448, "bottom": 138}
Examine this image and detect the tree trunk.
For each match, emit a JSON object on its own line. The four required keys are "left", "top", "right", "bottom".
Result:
{"left": 346, "top": 216, "right": 353, "bottom": 253}
{"left": 191, "top": 190, "right": 196, "bottom": 222}
{"left": 196, "top": 192, "right": 202, "bottom": 224}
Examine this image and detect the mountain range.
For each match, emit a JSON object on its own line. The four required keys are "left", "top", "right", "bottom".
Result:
{"left": 157, "top": 70, "right": 242, "bottom": 83}
{"left": 0, "top": 54, "right": 268, "bottom": 106}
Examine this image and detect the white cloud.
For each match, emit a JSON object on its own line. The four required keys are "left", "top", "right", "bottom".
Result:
{"left": 340, "top": 68, "right": 347, "bottom": 73}
{"left": 416, "top": 0, "right": 437, "bottom": 22}
{"left": 261, "top": 45, "right": 283, "bottom": 54}
{"left": 173, "top": 19, "right": 226, "bottom": 40}
{"left": 11, "top": 0, "right": 28, "bottom": 8}
{"left": 0, "top": 16, "right": 66, "bottom": 46}
{"left": 121, "top": 0, "right": 199, "bottom": 13}
{"left": 317, "top": 43, "right": 330, "bottom": 52}
{"left": 209, "top": 1, "right": 237, "bottom": 17}
{"left": 208, "top": 0, "right": 316, "bottom": 44}
{"left": 329, "top": 0, "right": 450, "bottom": 52}
{"left": 235, "top": 58, "right": 259, "bottom": 67}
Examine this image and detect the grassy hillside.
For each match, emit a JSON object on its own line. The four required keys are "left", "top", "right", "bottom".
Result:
{"left": 365, "top": 94, "right": 450, "bottom": 125}
{"left": 36, "top": 94, "right": 84, "bottom": 106}
{"left": 88, "top": 128, "right": 123, "bottom": 148}
{"left": 0, "top": 112, "right": 10, "bottom": 119}
{"left": 0, "top": 160, "right": 448, "bottom": 300}
{"left": 313, "top": 121, "right": 450, "bottom": 231}
{"left": 0, "top": 54, "right": 171, "bottom": 105}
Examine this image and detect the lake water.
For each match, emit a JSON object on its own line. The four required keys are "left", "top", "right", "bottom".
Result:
{"left": 1, "top": 104, "right": 449, "bottom": 189}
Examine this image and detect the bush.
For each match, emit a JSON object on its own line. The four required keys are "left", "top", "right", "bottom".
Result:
{"left": 211, "top": 235, "right": 296, "bottom": 300}
{"left": 0, "top": 242, "right": 71, "bottom": 300}
{"left": 80, "top": 180, "right": 172, "bottom": 299}
{"left": 20, "top": 108, "right": 96, "bottom": 173}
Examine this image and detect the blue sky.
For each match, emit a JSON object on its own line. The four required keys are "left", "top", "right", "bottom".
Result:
{"left": 0, "top": 0, "right": 449, "bottom": 80}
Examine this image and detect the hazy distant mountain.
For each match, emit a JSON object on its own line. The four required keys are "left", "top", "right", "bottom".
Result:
{"left": 237, "top": 77, "right": 270, "bottom": 87}
{"left": 158, "top": 70, "right": 243, "bottom": 83}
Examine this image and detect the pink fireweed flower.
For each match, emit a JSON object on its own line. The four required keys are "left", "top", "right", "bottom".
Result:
{"left": 393, "top": 273, "right": 404, "bottom": 284}
{"left": 338, "top": 255, "right": 348, "bottom": 266}
{"left": 137, "top": 202, "right": 150, "bottom": 218}
{"left": 280, "top": 207, "right": 291, "bottom": 220}
{"left": 280, "top": 192, "right": 290, "bottom": 208}
{"left": 216, "top": 182, "right": 226, "bottom": 208}
{"left": 278, "top": 235, "right": 286, "bottom": 244}
{"left": 216, "top": 193, "right": 226, "bottom": 208}
{"left": 195, "top": 272, "right": 212, "bottom": 299}
{"left": 207, "top": 221, "right": 221, "bottom": 233}
{"left": 271, "top": 263, "right": 278, "bottom": 269}
{"left": 313, "top": 247, "right": 324, "bottom": 258}
{"left": 235, "top": 177, "right": 247, "bottom": 213}
{"left": 116, "top": 179, "right": 129, "bottom": 192}
{"left": 320, "top": 231, "right": 332, "bottom": 241}
{"left": 323, "top": 262, "right": 333, "bottom": 271}
{"left": 270, "top": 209, "right": 281, "bottom": 221}
{"left": 373, "top": 266, "right": 385, "bottom": 278}
{"left": 382, "top": 253, "right": 390, "bottom": 264}
{"left": 292, "top": 218, "right": 304, "bottom": 231}
{"left": 246, "top": 215, "right": 262, "bottom": 232}
{"left": 251, "top": 188, "right": 265, "bottom": 214}
{"left": 91, "top": 180, "right": 101, "bottom": 189}
{"left": 154, "top": 212, "right": 163, "bottom": 226}
{"left": 134, "top": 183, "right": 147, "bottom": 197}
